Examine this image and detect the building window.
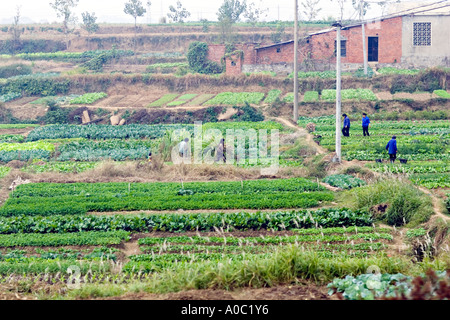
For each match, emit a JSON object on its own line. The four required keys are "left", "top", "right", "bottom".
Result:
{"left": 231, "top": 61, "right": 236, "bottom": 66}
{"left": 276, "top": 47, "right": 281, "bottom": 53}
{"left": 334, "top": 40, "right": 347, "bottom": 57}
{"left": 413, "top": 22, "right": 431, "bottom": 46}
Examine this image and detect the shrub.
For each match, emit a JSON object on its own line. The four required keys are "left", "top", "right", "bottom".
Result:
{"left": 343, "top": 178, "right": 433, "bottom": 227}
{"left": 187, "top": 42, "right": 224, "bottom": 74}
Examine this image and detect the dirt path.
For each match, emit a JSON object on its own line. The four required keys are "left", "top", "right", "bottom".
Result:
{"left": 273, "top": 116, "right": 329, "bottom": 155}
{"left": 418, "top": 187, "right": 450, "bottom": 222}
{"left": 121, "top": 240, "right": 141, "bottom": 263}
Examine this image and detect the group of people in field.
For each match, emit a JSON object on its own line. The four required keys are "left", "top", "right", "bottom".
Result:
{"left": 160, "top": 112, "right": 399, "bottom": 165}
{"left": 342, "top": 113, "right": 398, "bottom": 163}
{"left": 177, "top": 137, "right": 226, "bottom": 163}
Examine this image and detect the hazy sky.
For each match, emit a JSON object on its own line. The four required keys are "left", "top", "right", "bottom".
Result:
{"left": 0, "top": 0, "right": 400, "bottom": 24}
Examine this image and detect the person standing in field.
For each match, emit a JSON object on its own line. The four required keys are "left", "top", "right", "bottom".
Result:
{"left": 386, "top": 136, "right": 398, "bottom": 163}
{"left": 362, "top": 113, "right": 370, "bottom": 136}
{"left": 215, "top": 138, "right": 226, "bottom": 163}
{"left": 179, "top": 137, "right": 189, "bottom": 158}
{"left": 342, "top": 114, "right": 350, "bottom": 137}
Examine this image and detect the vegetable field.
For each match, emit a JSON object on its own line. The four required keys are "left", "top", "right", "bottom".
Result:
{"left": 298, "top": 116, "right": 450, "bottom": 162}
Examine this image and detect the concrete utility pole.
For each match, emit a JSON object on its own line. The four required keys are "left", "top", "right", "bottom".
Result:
{"left": 293, "top": 0, "right": 299, "bottom": 122}
{"left": 360, "top": 0, "right": 368, "bottom": 75}
{"left": 332, "top": 21, "right": 342, "bottom": 163}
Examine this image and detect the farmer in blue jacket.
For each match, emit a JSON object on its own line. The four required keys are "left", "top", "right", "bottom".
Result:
{"left": 362, "top": 113, "right": 370, "bottom": 136}
{"left": 386, "top": 136, "right": 397, "bottom": 163}
{"left": 342, "top": 114, "right": 350, "bottom": 137}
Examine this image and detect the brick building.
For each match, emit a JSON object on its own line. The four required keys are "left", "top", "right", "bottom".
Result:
{"left": 206, "top": 2, "right": 450, "bottom": 75}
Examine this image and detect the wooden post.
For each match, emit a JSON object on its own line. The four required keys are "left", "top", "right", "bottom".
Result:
{"left": 332, "top": 21, "right": 342, "bottom": 163}
{"left": 361, "top": 0, "right": 368, "bottom": 75}
{"left": 293, "top": 0, "right": 299, "bottom": 122}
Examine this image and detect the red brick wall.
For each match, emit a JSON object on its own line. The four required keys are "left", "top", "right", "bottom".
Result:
{"left": 239, "top": 44, "right": 257, "bottom": 65}
{"left": 208, "top": 44, "right": 257, "bottom": 64}
{"left": 252, "top": 16, "right": 403, "bottom": 66}
{"left": 207, "top": 44, "right": 226, "bottom": 64}
{"left": 225, "top": 53, "right": 243, "bottom": 76}
{"left": 256, "top": 42, "right": 296, "bottom": 64}
{"left": 310, "top": 16, "right": 402, "bottom": 64}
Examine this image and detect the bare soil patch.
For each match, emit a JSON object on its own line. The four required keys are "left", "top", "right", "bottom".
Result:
{"left": 100, "top": 283, "right": 332, "bottom": 300}
{"left": 376, "top": 92, "right": 393, "bottom": 100}
{"left": 393, "top": 92, "right": 433, "bottom": 101}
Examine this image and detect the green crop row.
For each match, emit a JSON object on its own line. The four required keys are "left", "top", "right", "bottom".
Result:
{"left": 26, "top": 124, "right": 193, "bottom": 141}
{"left": 166, "top": 93, "right": 198, "bottom": 106}
{"left": 0, "top": 134, "right": 24, "bottom": 143}
{"left": 140, "top": 242, "right": 386, "bottom": 255}
{"left": 56, "top": 139, "right": 156, "bottom": 161}
{"left": 0, "top": 249, "right": 116, "bottom": 262}
{"left": 10, "top": 178, "right": 325, "bottom": 197}
{"left": 263, "top": 89, "right": 282, "bottom": 104}
{"left": 22, "top": 161, "right": 100, "bottom": 174}
{"left": 16, "top": 49, "right": 134, "bottom": 61}
{"left": 366, "top": 162, "right": 450, "bottom": 174}
{"left": 409, "top": 173, "right": 450, "bottom": 189}
{"left": 377, "top": 67, "right": 420, "bottom": 75}
{"left": 321, "top": 89, "right": 378, "bottom": 101}
{"left": 0, "top": 208, "right": 373, "bottom": 234}
{"left": 0, "top": 141, "right": 54, "bottom": 152}
{"left": 323, "top": 174, "right": 366, "bottom": 189}
{"left": 433, "top": 90, "right": 450, "bottom": 99}
{"left": 146, "top": 62, "right": 188, "bottom": 72}
{"left": 68, "top": 92, "right": 107, "bottom": 104}
{"left": 1, "top": 191, "right": 334, "bottom": 215}
{"left": 0, "top": 231, "right": 130, "bottom": 246}
{"left": 303, "top": 91, "right": 319, "bottom": 102}
{"left": 203, "top": 92, "right": 265, "bottom": 106}
{"left": 0, "top": 92, "right": 21, "bottom": 102}
{"left": 0, "top": 124, "right": 39, "bottom": 129}
{"left": 25, "top": 121, "right": 285, "bottom": 142}
{"left": 137, "top": 232, "right": 393, "bottom": 246}
{"left": 148, "top": 93, "right": 179, "bottom": 107}
{"left": 0, "top": 260, "right": 110, "bottom": 275}
{"left": 187, "top": 94, "right": 215, "bottom": 106}
{"left": 0, "top": 150, "right": 51, "bottom": 163}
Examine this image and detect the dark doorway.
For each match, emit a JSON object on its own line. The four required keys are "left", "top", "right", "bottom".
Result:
{"left": 368, "top": 37, "right": 379, "bottom": 62}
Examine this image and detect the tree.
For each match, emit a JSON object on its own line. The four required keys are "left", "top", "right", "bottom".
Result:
{"left": 270, "top": 21, "right": 286, "bottom": 44}
{"left": 243, "top": 1, "right": 268, "bottom": 26}
{"left": 302, "top": 0, "right": 322, "bottom": 21}
{"left": 352, "top": 0, "right": 370, "bottom": 17}
{"left": 200, "top": 19, "right": 210, "bottom": 33}
{"left": 217, "top": 0, "right": 247, "bottom": 24}
{"left": 11, "top": 5, "right": 21, "bottom": 51}
{"left": 331, "top": 0, "right": 347, "bottom": 22}
{"left": 217, "top": 0, "right": 247, "bottom": 43}
{"left": 124, "top": 0, "right": 146, "bottom": 29}
{"left": 49, "top": 0, "right": 79, "bottom": 34}
{"left": 167, "top": 1, "right": 191, "bottom": 23}
{"left": 81, "top": 12, "right": 99, "bottom": 34}
{"left": 146, "top": 1, "right": 151, "bottom": 23}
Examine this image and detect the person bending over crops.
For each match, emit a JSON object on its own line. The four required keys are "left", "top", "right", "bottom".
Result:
{"left": 386, "top": 136, "right": 397, "bottom": 163}
{"left": 362, "top": 113, "right": 370, "bottom": 136}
